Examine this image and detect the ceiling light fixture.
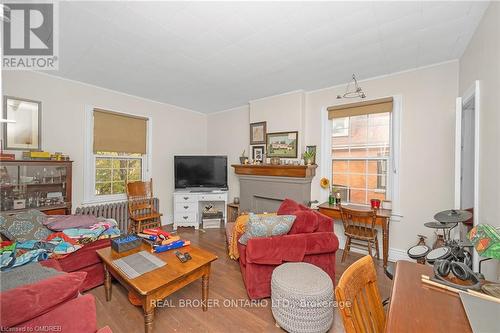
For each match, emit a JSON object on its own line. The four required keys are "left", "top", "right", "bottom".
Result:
{"left": 336, "top": 74, "right": 366, "bottom": 99}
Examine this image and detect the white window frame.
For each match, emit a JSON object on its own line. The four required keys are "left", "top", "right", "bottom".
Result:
{"left": 83, "top": 106, "right": 152, "bottom": 204}
{"left": 320, "top": 95, "right": 402, "bottom": 221}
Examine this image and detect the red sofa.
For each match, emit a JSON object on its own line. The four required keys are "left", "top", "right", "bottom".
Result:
{"left": 237, "top": 199, "right": 339, "bottom": 299}
{"left": 54, "top": 238, "right": 111, "bottom": 291}
{"left": 0, "top": 266, "right": 111, "bottom": 332}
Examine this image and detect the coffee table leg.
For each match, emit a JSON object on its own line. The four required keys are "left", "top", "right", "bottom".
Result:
{"left": 143, "top": 298, "right": 154, "bottom": 333}
{"left": 202, "top": 274, "right": 209, "bottom": 312}
{"left": 104, "top": 264, "right": 112, "bottom": 301}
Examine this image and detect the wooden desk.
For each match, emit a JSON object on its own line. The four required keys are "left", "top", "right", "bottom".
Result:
{"left": 318, "top": 202, "right": 392, "bottom": 268}
{"left": 385, "top": 261, "right": 471, "bottom": 332}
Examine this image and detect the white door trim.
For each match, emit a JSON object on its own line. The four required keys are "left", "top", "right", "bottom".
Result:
{"left": 455, "top": 80, "right": 481, "bottom": 271}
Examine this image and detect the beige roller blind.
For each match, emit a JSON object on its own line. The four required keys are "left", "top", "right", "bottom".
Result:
{"left": 93, "top": 109, "right": 148, "bottom": 154}
{"left": 328, "top": 97, "right": 393, "bottom": 119}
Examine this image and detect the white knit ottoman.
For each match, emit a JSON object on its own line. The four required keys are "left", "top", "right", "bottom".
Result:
{"left": 271, "top": 262, "right": 334, "bottom": 333}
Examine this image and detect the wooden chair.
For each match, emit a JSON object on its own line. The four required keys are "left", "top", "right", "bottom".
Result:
{"left": 339, "top": 205, "right": 379, "bottom": 263}
{"left": 335, "top": 255, "right": 386, "bottom": 333}
{"left": 126, "top": 178, "right": 162, "bottom": 233}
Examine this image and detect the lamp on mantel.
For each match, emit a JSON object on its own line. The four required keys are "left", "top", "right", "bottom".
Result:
{"left": 336, "top": 74, "right": 366, "bottom": 99}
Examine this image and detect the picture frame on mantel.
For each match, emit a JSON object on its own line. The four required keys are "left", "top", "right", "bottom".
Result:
{"left": 252, "top": 145, "right": 264, "bottom": 162}
{"left": 2, "top": 96, "right": 42, "bottom": 151}
{"left": 266, "top": 131, "right": 298, "bottom": 158}
{"left": 250, "top": 121, "right": 266, "bottom": 145}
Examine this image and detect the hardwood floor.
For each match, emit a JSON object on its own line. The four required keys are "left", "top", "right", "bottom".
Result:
{"left": 88, "top": 226, "right": 393, "bottom": 333}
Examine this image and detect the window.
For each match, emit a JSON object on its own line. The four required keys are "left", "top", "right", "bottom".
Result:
{"left": 332, "top": 113, "right": 391, "bottom": 205}
{"left": 327, "top": 97, "right": 394, "bottom": 206}
{"left": 84, "top": 107, "right": 151, "bottom": 203}
{"left": 95, "top": 152, "right": 143, "bottom": 196}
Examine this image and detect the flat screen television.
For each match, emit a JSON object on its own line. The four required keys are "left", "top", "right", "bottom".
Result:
{"left": 174, "top": 155, "right": 228, "bottom": 189}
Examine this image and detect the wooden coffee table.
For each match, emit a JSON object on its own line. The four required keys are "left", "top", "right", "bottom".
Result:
{"left": 96, "top": 244, "right": 218, "bottom": 333}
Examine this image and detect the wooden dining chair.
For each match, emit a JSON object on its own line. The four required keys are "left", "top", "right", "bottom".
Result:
{"left": 126, "top": 178, "right": 162, "bottom": 233}
{"left": 339, "top": 205, "right": 379, "bottom": 263}
{"left": 335, "top": 255, "right": 386, "bottom": 333}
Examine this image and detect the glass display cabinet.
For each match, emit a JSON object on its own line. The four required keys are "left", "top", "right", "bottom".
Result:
{"left": 0, "top": 160, "right": 73, "bottom": 215}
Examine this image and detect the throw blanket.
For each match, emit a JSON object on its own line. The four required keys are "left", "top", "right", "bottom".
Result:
{"left": 228, "top": 213, "right": 276, "bottom": 260}
{"left": 1, "top": 248, "right": 48, "bottom": 271}
{"left": 0, "top": 218, "right": 121, "bottom": 270}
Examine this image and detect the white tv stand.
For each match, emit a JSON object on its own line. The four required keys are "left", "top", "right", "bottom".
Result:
{"left": 173, "top": 189, "right": 228, "bottom": 230}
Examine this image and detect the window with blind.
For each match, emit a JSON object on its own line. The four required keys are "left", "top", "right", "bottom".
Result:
{"left": 91, "top": 109, "right": 149, "bottom": 198}
{"left": 328, "top": 98, "right": 393, "bottom": 205}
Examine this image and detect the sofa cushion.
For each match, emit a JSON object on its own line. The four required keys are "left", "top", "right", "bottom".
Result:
{"left": 0, "top": 271, "right": 87, "bottom": 328}
{"left": 56, "top": 238, "right": 110, "bottom": 272}
{"left": 239, "top": 213, "right": 296, "bottom": 245}
{"left": 288, "top": 210, "right": 319, "bottom": 234}
{"left": 0, "top": 262, "right": 62, "bottom": 292}
{"left": 0, "top": 210, "right": 52, "bottom": 242}
{"left": 313, "top": 211, "right": 334, "bottom": 232}
{"left": 14, "top": 294, "right": 98, "bottom": 333}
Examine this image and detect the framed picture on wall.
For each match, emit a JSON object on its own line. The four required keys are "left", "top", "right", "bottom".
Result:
{"left": 250, "top": 121, "right": 266, "bottom": 145}
{"left": 2, "top": 96, "right": 42, "bottom": 150}
{"left": 266, "top": 131, "right": 298, "bottom": 158}
{"left": 252, "top": 145, "right": 264, "bottom": 162}
{"left": 306, "top": 145, "right": 317, "bottom": 164}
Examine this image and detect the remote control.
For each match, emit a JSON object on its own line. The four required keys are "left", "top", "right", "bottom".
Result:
{"left": 175, "top": 250, "right": 188, "bottom": 263}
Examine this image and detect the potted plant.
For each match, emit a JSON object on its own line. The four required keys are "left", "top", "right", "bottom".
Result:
{"left": 239, "top": 150, "right": 247, "bottom": 164}
{"left": 302, "top": 150, "right": 315, "bottom": 165}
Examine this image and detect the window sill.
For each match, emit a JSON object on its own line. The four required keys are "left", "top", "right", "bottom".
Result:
{"left": 82, "top": 194, "right": 127, "bottom": 206}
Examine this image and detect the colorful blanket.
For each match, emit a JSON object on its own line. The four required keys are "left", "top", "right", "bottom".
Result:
{"left": 1, "top": 247, "right": 48, "bottom": 271}
{"left": 0, "top": 217, "right": 121, "bottom": 270}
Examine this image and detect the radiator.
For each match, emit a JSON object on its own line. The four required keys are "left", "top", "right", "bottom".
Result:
{"left": 75, "top": 198, "right": 160, "bottom": 232}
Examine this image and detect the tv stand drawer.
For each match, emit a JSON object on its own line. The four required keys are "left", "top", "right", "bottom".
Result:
{"left": 174, "top": 212, "right": 196, "bottom": 223}
{"left": 199, "top": 193, "right": 226, "bottom": 202}
{"left": 175, "top": 202, "right": 197, "bottom": 213}
{"left": 174, "top": 194, "right": 197, "bottom": 203}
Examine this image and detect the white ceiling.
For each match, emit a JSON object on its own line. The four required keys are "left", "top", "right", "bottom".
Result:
{"left": 52, "top": 1, "right": 489, "bottom": 113}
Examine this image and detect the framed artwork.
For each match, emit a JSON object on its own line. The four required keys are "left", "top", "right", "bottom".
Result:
{"left": 252, "top": 145, "right": 264, "bottom": 162}
{"left": 266, "top": 131, "right": 298, "bottom": 158}
{"left": 2, "top": 96, "right": 42, "bottom": 150}
{"left": 250, "top": 121, "right": 266, "bottom": 145}
{"left": 306, "top": 145, "right": 317, "bottom": 164}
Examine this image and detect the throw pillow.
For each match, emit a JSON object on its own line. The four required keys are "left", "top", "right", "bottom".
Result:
{"left": 0, "top": 271, "right": 87, "bottom": 329}
{"left": 238, "top": 213, "right": 296, "bottom": 245}
{"left": 0, "top": 210, "right": 52, "bottom": 242}
{"left": 277, "top": 198, "right": 309, "bottom": 215}
{"left": 288, "top": 210, "right": 319, "bottom": 234}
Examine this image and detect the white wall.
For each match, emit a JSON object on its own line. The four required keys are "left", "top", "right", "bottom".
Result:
{"left": 306, "top": 62, "right": 459, "bottom": 251}
{"left": 207, "top": 61, "right": 460, "bottom": 258}
{"left": 459, "top": 2, "right": 500, "bottom": 280}
{"left": 206, "top": 105, "right": 249, "bottom": 202}
{"left": 249, "top": 91, "right": 305, "bottom": 158}
{"left": 1, "top": 71, "right": 207, "bottom": 223}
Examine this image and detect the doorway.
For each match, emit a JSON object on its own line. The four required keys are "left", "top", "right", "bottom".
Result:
{"left": 455, "top": 81, "right": 480, "bottom": 269}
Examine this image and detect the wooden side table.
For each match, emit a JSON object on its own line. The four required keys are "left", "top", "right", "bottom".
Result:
{"left": 227, "top": 203, "right": 240, "bottom": 223}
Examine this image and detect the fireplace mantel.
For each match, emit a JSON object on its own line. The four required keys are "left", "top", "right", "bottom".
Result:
{"left": 231, "top": 164, "right": 317, "bottom": 178}
{"left": 232, "top": 164, "right": 316, "bottom": 212}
